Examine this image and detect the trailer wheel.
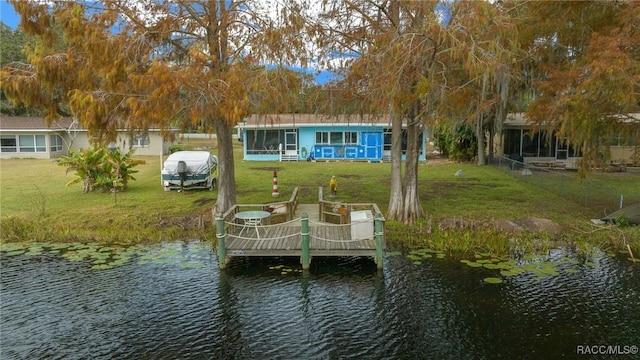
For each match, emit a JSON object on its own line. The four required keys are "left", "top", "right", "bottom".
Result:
{"left": 209, "top": 178, "right": 217, "bottom": 190}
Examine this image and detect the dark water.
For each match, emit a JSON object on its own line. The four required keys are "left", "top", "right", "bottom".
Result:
{"left": 1, "top": 242, "right": 639, "bottom": 359}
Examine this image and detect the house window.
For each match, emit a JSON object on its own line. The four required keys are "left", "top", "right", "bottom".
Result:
{"left": 345, "top": 132, "right": 358, "bottom": 144}
{"left": 1, "top": 135, "right": 17, "bottom": 152}
{"left": 18, "top": 135, "right": 46, "bottom": 152}
{"left": 316, "top": 132, "right": 330, "bottom": 144}
{"left": 330, "top": 131, "right": 343, "bottom": 144}
{"left": 609, "top": 131, "right": 638, "bottom": 146}
{"left": 133, "top": 132, "right": 150, "bottom": 147}
{"left": 50, "top": 135, "right": 64, "bottom": 152}
{"left": 315, "top": 131, "right": 358, "bottom": 145}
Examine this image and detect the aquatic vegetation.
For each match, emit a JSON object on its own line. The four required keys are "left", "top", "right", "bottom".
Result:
{"left": 483, "top": 277, "right": 503, "bottom": 284}
{"left": 268, "top": 264, "right": 302, "bottom": 275}
{"left": 0, "top": 240, "right": 212, "bottom": 270}
{"left": 460, "top": 260, "right": 483, "bottom": 268}
{"left": 401, "top": 248, "right": 617, "bottom": 285}
{"left": 407, "top": 248, "right": 446, "bottom": 262}
{"left": 457, "top": 251, "right": 612, "bottom": 284}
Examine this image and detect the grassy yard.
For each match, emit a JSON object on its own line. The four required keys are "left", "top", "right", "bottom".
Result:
{"left": 1, "top": 139, "right": 638, "bottom": 255}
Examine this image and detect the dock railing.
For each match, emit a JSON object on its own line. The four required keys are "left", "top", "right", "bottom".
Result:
{"left": 217, "top": 187, "right": 299, "bottom": 231}
{"left": 214, "top": 186, "right": 385, "bottom": 270}
{"left": 318, "top": 186, "right": 384, "bottom": 224}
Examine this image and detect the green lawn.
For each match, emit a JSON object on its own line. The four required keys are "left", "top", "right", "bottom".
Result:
{"left": 1, "top": 141, "right": 638, "bottom": 252}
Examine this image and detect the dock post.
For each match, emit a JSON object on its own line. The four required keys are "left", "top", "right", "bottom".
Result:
{"left": 216, "top": 214, "right": 227, "bottom": 269}
{"left": 374, "top": 214, "right": 384, "bottom": 269}
{"left": 301, "top": 213, "right": 310, "bottom": 270}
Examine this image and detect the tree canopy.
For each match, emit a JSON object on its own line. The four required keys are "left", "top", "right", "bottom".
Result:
{"left": 515, "top": 0, "right": 640, "bottom": 175}
{"left": 2, "top": 0, "right": 311, "bottom": 213}
{"left": 1, "top": 0, "right": 638, "bottom": 222}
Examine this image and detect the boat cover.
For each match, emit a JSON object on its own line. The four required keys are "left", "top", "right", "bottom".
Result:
{"left": 162, "top": 151, "right": 217, "bottom": 175}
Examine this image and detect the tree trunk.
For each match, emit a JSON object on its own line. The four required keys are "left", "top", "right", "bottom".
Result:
{"left": 402, "top": 120, "right": 424, "bottom": 225}
{"left": 213, "top": 118, "right": 237, "bottom": 214}
{"left": 387, "top": 112, "right": 404, "bottom": 221}
{"left": 83, "top": 176, "right": 91, "bottom": 193}
{"left": 488, "top": 124, "right": 495, "bottom": 164}
{"left": 476, "top": 115, "right": 486, "bottom": 166}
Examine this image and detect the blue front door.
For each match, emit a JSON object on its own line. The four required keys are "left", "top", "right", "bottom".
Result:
{"left": 361, "top": 132, "right": 382, "bottom": 160}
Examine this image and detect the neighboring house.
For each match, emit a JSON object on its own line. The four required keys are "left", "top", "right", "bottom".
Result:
{"left": 237, "top": 114, "right": 428, "bottom": 162}
{"left": 0, "top": 116, "right": 176, "bottom": 159}
{"left": 497, "top": 113, "right": 639, "bottom": 169}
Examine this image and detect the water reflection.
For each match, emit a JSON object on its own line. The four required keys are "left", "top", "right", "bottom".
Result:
{"left": 1, "top": 242, "right": 638, "bottom": 359}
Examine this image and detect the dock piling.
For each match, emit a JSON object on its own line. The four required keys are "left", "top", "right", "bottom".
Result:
{"left": 375, "top": 214, "right": 384, "bottom": 269}
{"left": 216, "top": 214, "right": 227, "bottom": 269}
{"left": 301, "top": 213, "right": 310, "bottom": 270}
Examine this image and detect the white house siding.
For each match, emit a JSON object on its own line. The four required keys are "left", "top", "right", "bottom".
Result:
{"left": 1, "top": 116, "right": 179, "bottom": 161}
{"left": 0, "top": 131, "right": 66, "bottom": 159}
{"left": 71, "top": 131, "right": 172, "bottom": 156}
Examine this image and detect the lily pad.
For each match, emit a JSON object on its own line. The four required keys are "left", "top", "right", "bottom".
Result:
{"left": 493, "top": 262, "right": 514, "bottom": 270}
{"left": 483, "top": 263, "right": 503, "bottom": 270}
{"left": 91, "top": 264, "right": 114, "bottom": 270}
{"left": 465, "top": 261, "right": 483, "bottom": 268}
{"left": 5, "top": 250, "right": 25, "bottom": 256}
{"left": 483, "top": 277, "right": 503, "bottom": 284}
{"left": 500, "top": 270, "right": 518, "bottom": 277}
{"left": 0, "top": 243, "right": 27, "bottom": 252}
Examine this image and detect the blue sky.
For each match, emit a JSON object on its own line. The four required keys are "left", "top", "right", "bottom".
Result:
{"left": 1, "top": 1, "right": 20, "bottom": 29}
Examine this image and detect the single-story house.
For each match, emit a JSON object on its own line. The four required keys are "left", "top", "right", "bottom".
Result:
{"left": 237, "top": 114, "right": 428, "bottom": 162}
{"left": 0, "top": 116, "right": 176, "bottom": 159}
{"left": 497, "top": 113, "right": 639, "bottom": 169}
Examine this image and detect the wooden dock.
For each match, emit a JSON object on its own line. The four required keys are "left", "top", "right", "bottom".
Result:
{"left": 216, "top": 198, "right": 386, "bottom": 269}
{"left": 224, "top": 223, "right": 378, "bottom": 257}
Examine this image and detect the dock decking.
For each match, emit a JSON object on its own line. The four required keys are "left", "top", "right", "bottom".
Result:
{"left": 216, "top": 202, "right": 385, "bottom": 269}
{"left": 225, "top": 223, "right": 378, "bottom": 257}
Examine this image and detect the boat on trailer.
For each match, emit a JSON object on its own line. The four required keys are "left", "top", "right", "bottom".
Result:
{"left": 162, "top": 151, "right": 218, "bottom": 191}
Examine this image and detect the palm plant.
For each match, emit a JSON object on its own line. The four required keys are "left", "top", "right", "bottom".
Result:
{"left": 104, "top": 147, "right": 145, "bottom": 191}
{"left": 57, "top": 147, "right": 106, "bottom": 193}
{"left": 57, "top": 147, "right": 144, "bottom": 193}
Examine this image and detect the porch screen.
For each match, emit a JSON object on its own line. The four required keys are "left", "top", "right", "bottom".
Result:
{"left": 505, "top": 129, "right": 555, "bottom": 157}
{"left": 246, "top": 129, "right": 285, "bottom": 154}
